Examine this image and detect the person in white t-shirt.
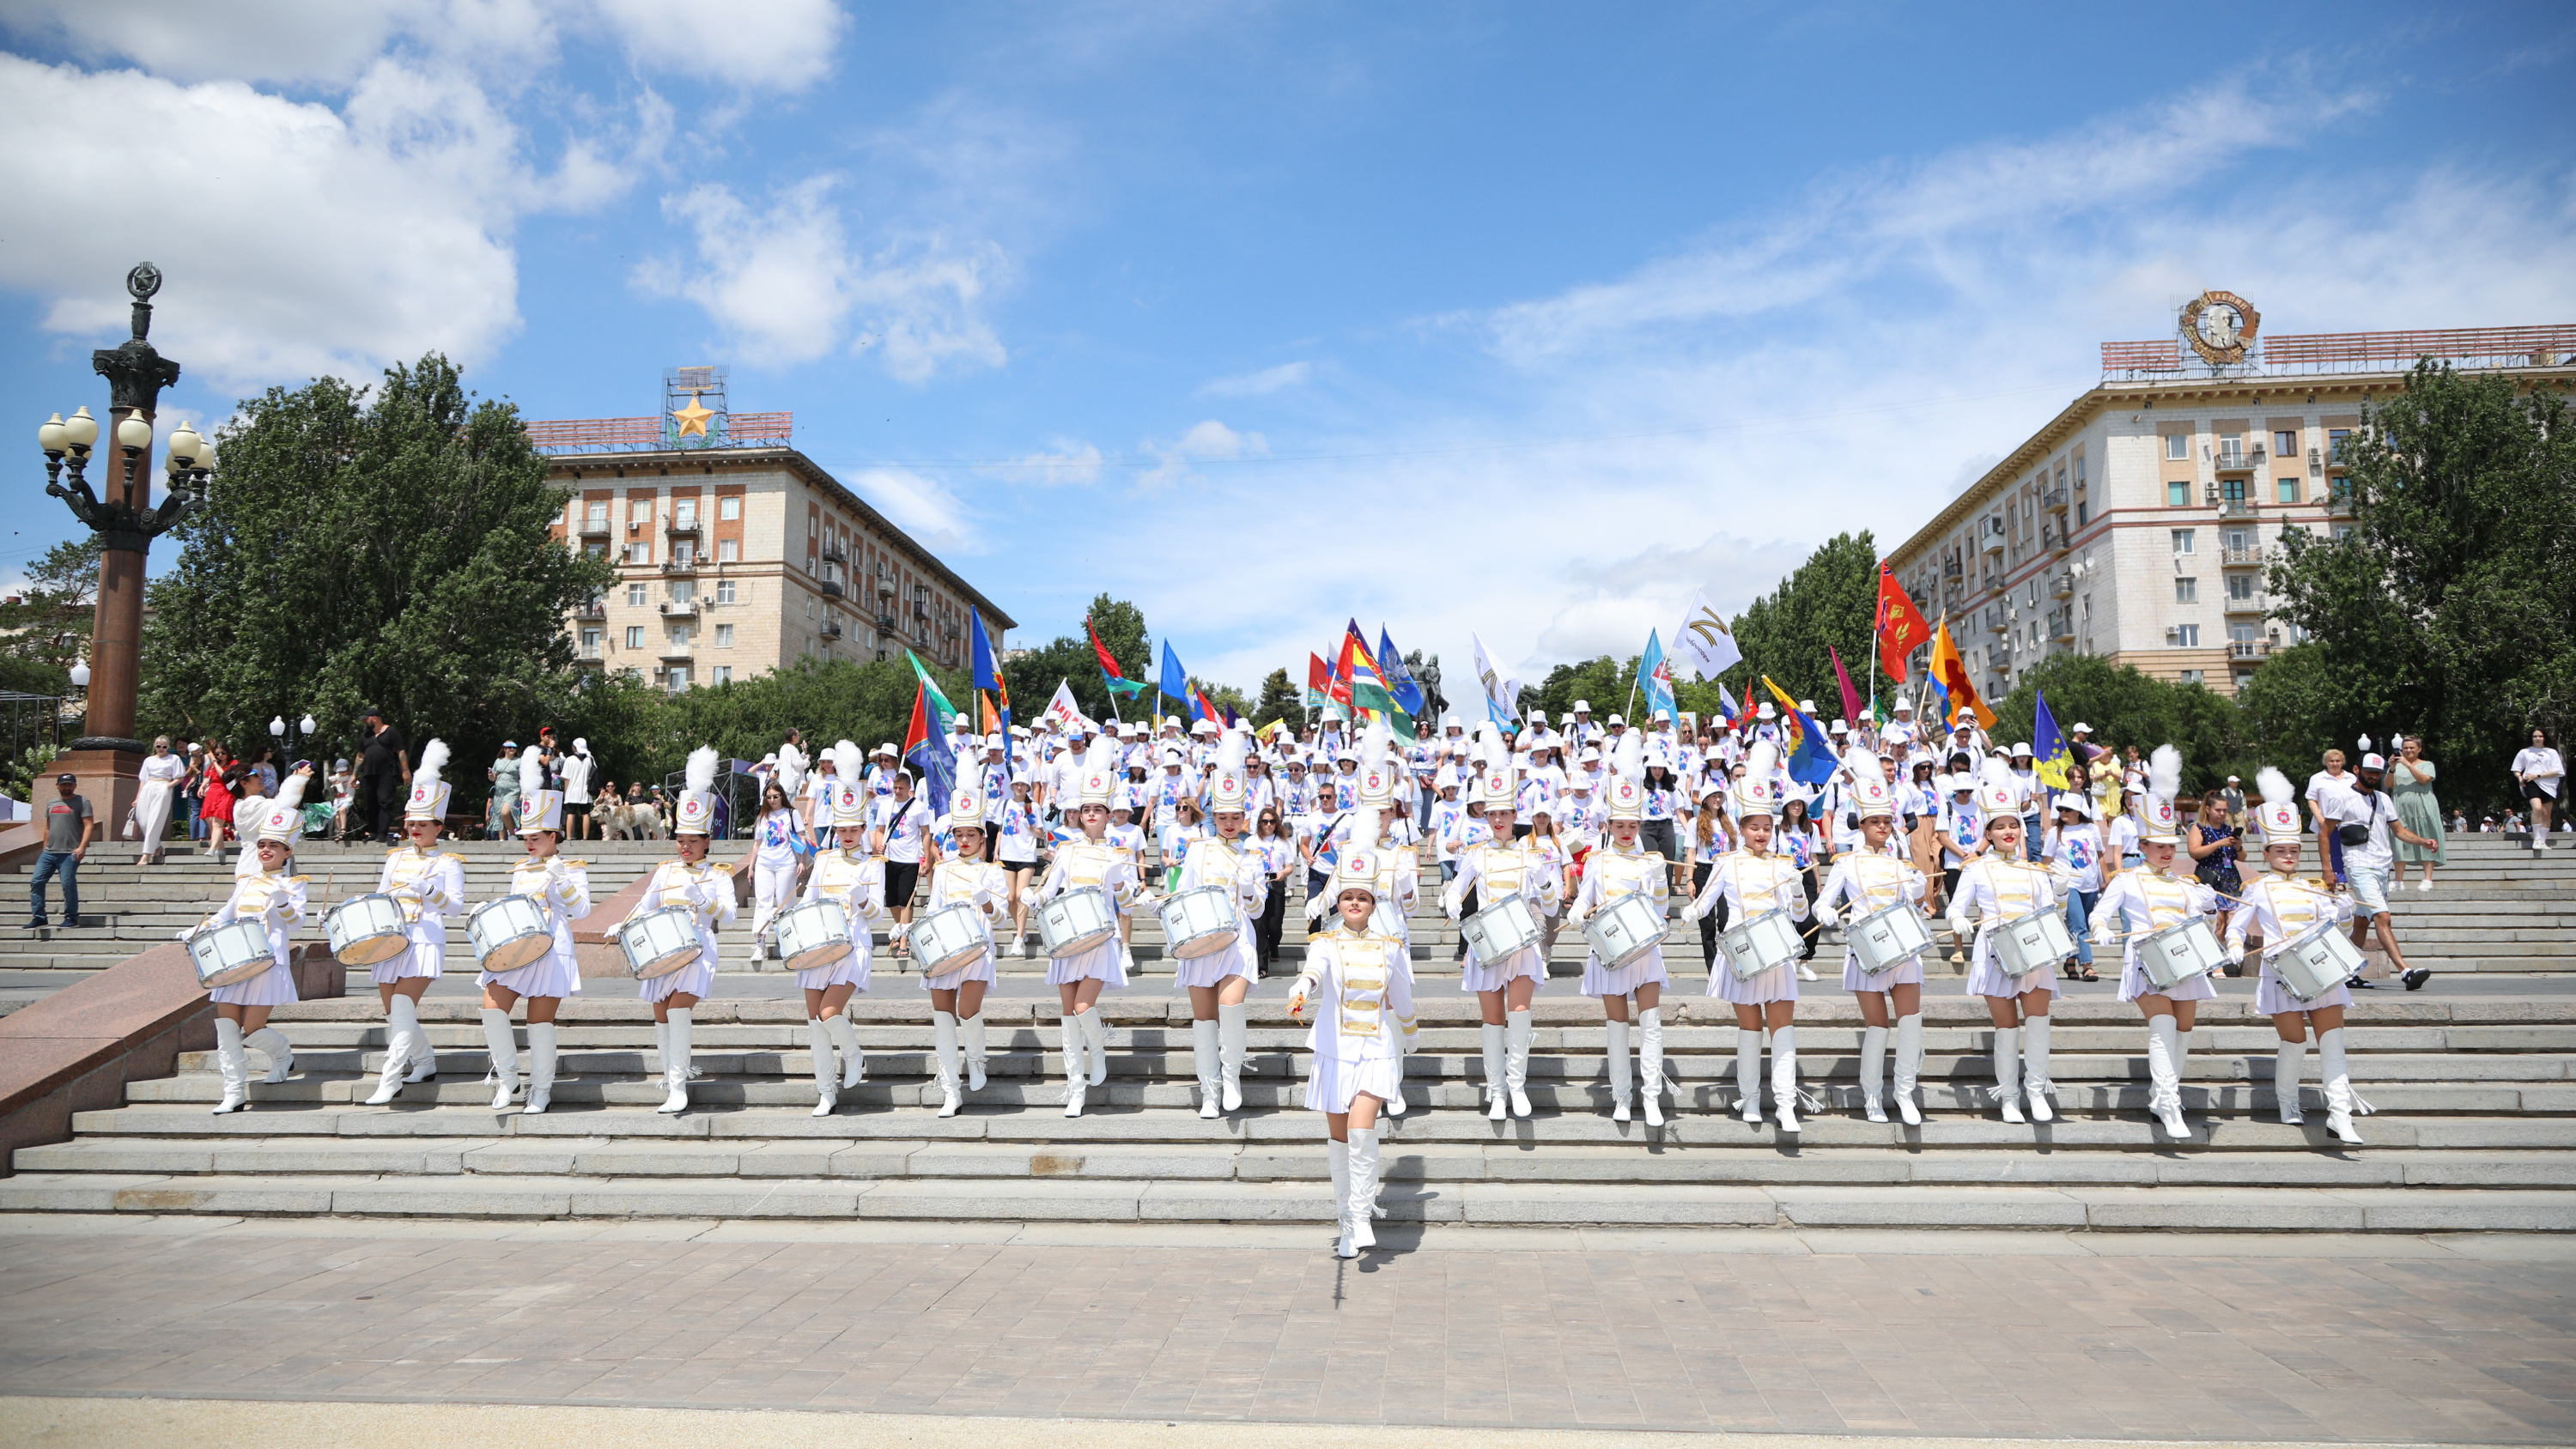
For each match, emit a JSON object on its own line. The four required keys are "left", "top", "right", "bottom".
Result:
{"left": 2305, "top": 749, "right": 2356, "bottom": 883}
{"left": 2512, "top": 728, "right": 2564, "bottom": 852}
{"left": 745, "top": 781, "right": 812, "bottom": 967}
{"left": 558, "top": 740, "right": 595, "bottom": 841}
{"left": 872, "top": 772, "right": 928, "bottom": 955}
{"left": 2043, "top": 793, "right": 2106, "bottom": 983}
{"left": 2337, "top": 754, "right": 2441, "bottom": 991}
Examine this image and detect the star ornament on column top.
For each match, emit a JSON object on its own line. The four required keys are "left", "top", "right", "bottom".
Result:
{"left": 671, "top": 391, "right": 715, "bottom": 438}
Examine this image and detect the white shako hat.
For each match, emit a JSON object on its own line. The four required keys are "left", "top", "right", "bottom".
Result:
{"left": 516, "top": 745, "right": 563, "bottom": 835}
{"left": 941, "top": 782, "right": 985, "bottom": 836}
{"left": 1467, "top": 722, "right": 1516, "bottom": 810}
{"left": 2255, "top": 767, "right": 2303, "bottom": 847}
{"left": 1355, "top": 718, "right": 1398, "bottom": 810}
{"left": 1077, "top": 729, "right": 1121, "bottom": 807}
{"left": 2141, "top": 743, "right": 2184, "bottom": 846}
{"left": 674, "top": 746, "right": 720, "bottom": 836}
{"left": 1331, "top": 846, "right": 1382, "bottom": 904}
{"left": 1976, "top": 755, "right": 2018, "bottom": 816}
{"left": 403, "top": 740, "right": 453, "bottom": 822}
{"left": 1605, "top": 729, "right": 1647, "bottom": 822}
{"left": 1207, "top": 724, "right": 1250, "bottom": 814}
{"left": 1845, "top": 743, "right": 1895, "bottom": 821}
{"left": 1736, "top": 741, "right": 1783, "bottom": 819}
{"left": 251, "top": 767, "right": 312, "bottom": 846}
{"left": 829, "top": 741, "right": 871, "bottom": 828}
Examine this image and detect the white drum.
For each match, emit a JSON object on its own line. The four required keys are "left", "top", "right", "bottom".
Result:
{"left": 775, "top": 899, "right": 852, "bottom": 974}
{"left": 325, "top": 893, "right": 410, "bottom": 967}
{"left": 1720, "top": 907, "right": 1804, "bottom": 981}
{"left": 1159, "top": 886, "right": 1241, "bottom": 960}
{"left": 1460, "top": 892, "right": 1541, "bottom": 962}
{"left": 1994, "top": 906, "right": 2077, "bottom": 977}
{"left": 1583, "top": 893, "right": 1668, "bottom": 971}
{"left": 911, "top": 902, "right": 991, "bottom": 974}
{"left": 618, "top": 906, "right": 702, "bottom": 979}
{"left": 1038, "top": 887, "right": 1117, "bottom": 958}
{"left": 469, "top": 894, "right": 554, "bottom": 973}
{"left": 2278, "top": 921, "right": 2366, "bottom": 1003}
{"left": 187, "top": 919, "right": 277, "bottom": 989}
{"left": 1847, "top": 900, "right": 1934, "bottom": 975}
{"left": 2139, "top": 915, "right": 2227, "bottom": 991}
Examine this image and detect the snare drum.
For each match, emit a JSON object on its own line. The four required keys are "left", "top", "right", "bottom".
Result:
{"left": 617, "top": 906, "right": 702, "bottom": 979}
{"left": 468, "top": 894, "right": 554, "bottom": 973}
{"left": 1037, "top": 887, "right": 1117, "bottom": 958}
{"left": 775, "top": 899, "right": 853, "bottom": 973}
{"left": 2139, "top": 915, "right": 2226, "bottom": 991}
{"left": 1583, "top": 893, "right": 1668, "bottom": 971}
{"left": 187, "top": 919, "right": 278, "bottom": 989}
{"left": 1159, "top": 886, "right": 1242, "bottom": 960}
{"left": 1847, "top": 900, "right": 1935, "bottom": 975}
{"left": 910, "top": 902, "right": 992, "bottom": 974}
{"left": 2277, "top": 921, "right": 2365, "bottom": 1002}
{"left": 324, "top": 893, "right": 410, "bottom": 967}
{"left": 1994, "top": 906, "right": 2077, "bottom": 977}
{"left": 1460, "top": 892, "right": 1541, "bottom": 962}
{"left": 1719, "top": 907, "right": 1804, "bottom": 981}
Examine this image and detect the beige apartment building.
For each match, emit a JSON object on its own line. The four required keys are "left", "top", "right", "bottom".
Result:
{"left": 1885, "top": 300, "right": 2575, "bottom": 700}
{"left": 530, "top": 399, "right": 1010, "bottom": 690}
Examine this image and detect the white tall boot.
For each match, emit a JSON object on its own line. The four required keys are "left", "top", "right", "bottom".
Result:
{"left": 657, "top": 1009, "right": 693, "bottom": 1114}
{"left": 2275, "top": 1038, "right": 2308, "bottom": 1124}
{"left": 962, "top": 1013, "right": 988, "bottom": 1090}
{"left": 2172, "top": 1024, "right": 2194, "bottom": 1127}
{"left": 1218, "top": 1002, "right": 1249, "bottom": 1112}
{"left": 1606, "top": 1019, "right": 1633, "bottom": 1122}
{"left": 480, "top": 1008, "right": 520, "bottom": 1111}
{"left": 1504, "top": 1011, "right": 1534, "bottom": 1118}
{"left": 246, "top": 1026, "right": 295, "bottom": 1085}
{"left": 1330, "top": 1137, "right": 1355, "bottom": 1258}
{"left": 1735, "top": 1028, "right": 1764, "bottom": 1124}
{"left": 2146, "top": 1016, "right": 2187, "bottom": 1138}
{"left": 405, "top": 998, "right": 437, "bottom": 1082}
{"left": 826, "top": 1015, "right": 865, "bottom": 1088}
{"left": 1346, "top": 1128, "right": 1381, "bottom": 1252}
{"left": 1060, "top": 1013, "right": 1088, "bottom": 1117}
{"left": 652, "top": 1018, "right": 669, "bottom": 1079}
{"left": 1383, "top": 1046, "right": 1407, "bottom": 1118}
{"left": 211, "top": 1017, "right": 249, "bottom": 1114}
{"left": 1639, "top": 1007, "right": 1667, "bottom": 1127}
{"left": 1859, "top": 1022, "right": 1890, "bottom": 1123}
{"left": 524, "top": 1022, "right": 558, "bottom": 1114}
{"left": 2022, "top": 1016, "right": 2055, "bottom": 1123}
{"left": 932, "top": 1010, "right": 963, "bottom": 1117}
{"left": 1481, "top": 1022, "right": 1508, "bottom": 1120}
{"left": 366, "top": 997, "right": 422, "bottom": 1105}
{"left": 808, "top": 1018, "right": 840, "bottom": 1116}
{"left": 1193, "top": 1018, "right": 1222, "bottom": 1119}
{"left": 2320, "top": 1026, "right": 2371, "bottom": 1145}
{"left": 1992, "top": 1025, "right": 2024, "bottom": 1124}
{"left": 1893, "top": 1014, "right": 1924, "bottom": 1125}
{"left": 1082, "top": 1009, "right": 1110, "bottom": 1087}
{"left": 1771, "top": 1024, "right": 1802, "bottom": 1133}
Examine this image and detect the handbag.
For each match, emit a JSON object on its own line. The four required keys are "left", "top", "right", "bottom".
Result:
{"left": 2336, "top": 793, "right": 2381, "bottom": 849}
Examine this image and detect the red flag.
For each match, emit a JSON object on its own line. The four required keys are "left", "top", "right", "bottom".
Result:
{"left": 1084, "top": 615, "right": 1127, "bottom": 681}
{"left": 902, "top": 681, "right": 933, "bottom": 762}
{"left": 1874, "top": 564, "right": 1933, "bottom": 682}
{"left": 1830, "top": 646, "right": 1864, "bottom": 726}
{"left": 1312, "top": 651, "right": 1351, "bottom": 709}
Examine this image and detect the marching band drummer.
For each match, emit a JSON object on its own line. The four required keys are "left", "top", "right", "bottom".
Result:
{"left": 2099, "top": 745, "right": 2224, "bottom": 1141}
{"left": 1943, "top": 756, "right": 2068, "bottom": 1125}
{"left": 1289, "top": 846, "right": 1419, "bottom": 1261}
{"left": 1352, "top": 724, "right": 1422, "bottom": 1117}
{"left": 197, "top": 764, "right": 313, "bottom": 1113}
{"left": 477, "top": 752, "right": 589, "bottom": 1114}
{"left": 1567, "top": 731, "right": 1677, "bottom": 1126}
{"left": 1441, "top": 737, "right": 1560, "bottom": 1122}
{"left": 1032, "top": 731, "right": 1141, "bottom": 1118}
{"left": 621, "top": 748, "right": 734, "bottom": 1115}
{"left": 2228, "top": 769, "right": 2369, "bottom": 1145}
{"left": 364, "top": 743, "right": 465, "bottom": 1106}
{"left": 1176, "top": 726, "right": 1268, "bottom": 1119}
{"left": 1685, "top": 742, "right": 1812, "bottom": 1132}
{"left": 1810, "top": 748, "right": 1932, "bottom": 1125}
{"left": 794, "top": 743, "right": 883, "bottom": 1117}
{"left": 921, "top": 776, "right": 1008, "bottom": 1119}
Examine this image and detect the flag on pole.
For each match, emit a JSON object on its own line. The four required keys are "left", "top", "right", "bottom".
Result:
{"left": 2032, "top": 688, "right": 2075, "bottom": 790}
{"left": 904, "top": 650, "right": 958, "bottom": 729}
{"left": 1378, "top": 626, "right": 1425, "bottom": 714}
{"left": 1158, "top": 640, "right": 1191, "bottom": 711}
{"left": 1715, "top": 681, "right": 1741, "bottom": 722}
{"left": 1339, "top": 622, "right": 1413, "bottom": 742}
{"left": 901, "top": 681, "right": 957, "bottom": 820}
{"left": 1638, "top": 629, "right": 1677, "bottom": 721}
{"left": 1085, "top": 615, "right": 1149, "bottom": 704}
{"left": 1874, "top": 564, "right": 1933, "bottom": 682}
{"left": 1470, "top": 632, "right": 1518, "bottom": 727}
{"left": 1042, "top": 679, "right": 1086, "bottom": 732}
{"left": 970, "top": 613, "right": 1010, "bottom": 737}
{"left": 1759, "top": 676, "right": 1840, "bottom": 786}
{"left": 1307, "top": 652, "right": 1345, "bottom": 710}
{"left": 1830, "top": 645, "right": 1864, "bottom": 726}
{"left": 1926, "top": 618, "right": 1996, "bottom": 728}
{"left": 1672, "top": 587, "right": 1742, "bottom": 679}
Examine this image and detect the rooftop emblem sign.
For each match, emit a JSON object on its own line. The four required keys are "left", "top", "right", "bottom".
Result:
{"left": 2181, "top": 290, "right": 2261, "bottom": 367}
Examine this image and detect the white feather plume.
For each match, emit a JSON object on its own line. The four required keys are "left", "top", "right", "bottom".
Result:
{"left": 1845, "top": 743, "right": 1885, "bottom": 787}
{"left": 1979, "top": 754, "right": 2013, "bottom": 796}
{"left": 1217, "top": 723, "right": 1248, "bottom": 779}
{"left": 685, "top": 745, "right": 718, "bottom": 796}
{"left": 832, "top": 739, "right": 861, "bottom": 787}
{"left": 1746, "top": 740, "right": 1778, "bottom": 786}
{"left": 1613, "top": 727, "right": 1645, "bottom": 784}
{"left": 2148, "top": 743, "right": 2182, "bottom": 803}
{"left": 518, "top": 744, "right": 544, "bottom": 802}
{"left": 2257, "top": 767, "right": 2294, "bottom": 807}
{"left": 270, "top": 763, "right": 308, "bottom": 822}
{"left": 1083, "top": 729, "right": 1118, "bottom": 776}
{"left": 416, "top": 739, "right": 448, "bottom": 793}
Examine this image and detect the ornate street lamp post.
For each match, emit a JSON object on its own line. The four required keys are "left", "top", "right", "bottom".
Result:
{"left": 35, "top": 263, "right": 206, "bottom": 834}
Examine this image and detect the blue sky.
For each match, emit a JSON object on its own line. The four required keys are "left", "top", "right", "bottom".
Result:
{"left": 3, "top": 2, "right": 2571, "bottom": 694}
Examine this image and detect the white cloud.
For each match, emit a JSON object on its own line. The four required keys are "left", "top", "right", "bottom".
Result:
{"left": 1140, "top": 419, "right": 1267, "bottom": 488}
{"left": 848, "top": 466, "right": 977, "bottom": 555}
{"left": 1000, "top": 440, "right": 1104, "bottom": 486}
{"left": 1199, "top": 361, "right": 1311, "bottom": 397}
{"left": 591, "top": 0, "right": 847, "bottom": 92}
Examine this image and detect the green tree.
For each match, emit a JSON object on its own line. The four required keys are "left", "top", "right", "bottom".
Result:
{"left": 1987, "top": 653, "right": 2249, "bottom": 796}
{"left": 2263, "top": 363, "right": 2574, "bottom": 814}
{"left": 0, "top": 537, "right": 100, "bottom": 673}
{"left": 648, "top": 656, "right": 971, "bottom": 784}
{"left": 1249, "top": 667, "right": 1299, "bottom": 729}
{"left": 1721, "top": 531, "right": 1879, "bottom": 715}
{"left": 138, "top": 354, "right": 614, "bottom": 809}
{"left": 1529, "top": 655, "right": 1631, "bottom": 727}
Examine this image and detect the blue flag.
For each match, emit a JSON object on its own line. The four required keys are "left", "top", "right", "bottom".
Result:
{"left": 1158, "top": 640, "right": 1190, "bottom": 712}
{"left": 1638, "top": 629, "right": 1677, "bottom": 723}
{"left": 2032, "top": 688, "right": 2074, "bottom": 791}
{"left": 1378, "top": 627, "right": 1425, "bottom": 715}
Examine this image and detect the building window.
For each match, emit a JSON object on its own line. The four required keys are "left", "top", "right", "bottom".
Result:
{"left": 2275, "top": 430, "right": 2297, "bottom": 458}
{"left": 669, "top": 625, "right": 691, "bottom": 648}
{"left": 624, "top": 626, "right": 644, "bottom": 649}
{"left": 2178, "top": 668, "right": 2202, "bottom": 685}
{"left": 629, "top": 498, "right": 653, "bottom": 524}
{"left": 666, "top": 667, "right": 689, "bottom": 692}
{"left": 2218, "top": 433, "right": 2244, "bottom": 466}
{"left": 580, "top": 627, "right": 601, "bottom": 658}
{"left": 719, "top": 496, "right": 741, "bottom": 521}
{"left": 711, "top": 666, "right": 732, "bottom": 685}
{"left": 715, "top": 623, "right": 734, "bottom": 647}
{"left": 628, "top": 541, "right": 653, "bottom": 565}
{"left": 2075, "top": 499, "right": 2088, "bottom": 525}
{"left": 586, "top": 500, "right": 610, "bottom": 529}
{"left": 2277, "top": 476, "right": 2300, "bottom": 504}
{"left": 2167, "top": 481, "right": 2190, "bottom": 506}
{"left": 2174, "top": 577, "right": 2198, "bottom": 603}
{"left": 670, "top": 579, "right": 694, "bottom": 603}
{"left": 2328, "top": 427, "right": 2353, "bottom": 463}
{"left": 2174, "top": 625, "right": 2201, "bottom": 648}
{"left": 716, "top": 580, "right": 738, "bottom": 604}
{"left": 674, "top": 499, "right": 698, "bottom": 529}
{"left": 2229, "top": 621, "right": 2260, "bottom": 642}
{"left": 2164, "top": 433, "right": 2189, "bottom": 461}
{"left": 671, "top": 541, "right": 694, "bottom": 565}
{"left": 2171, "top": 529, "right": 2196, "bottom": 554}
{"left": 626, "top": 583, "right": 647, "bottom": 606}
{"left": 717, "top": 539, "right": 738, "bottom": 562}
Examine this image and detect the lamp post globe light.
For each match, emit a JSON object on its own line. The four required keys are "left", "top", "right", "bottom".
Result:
{"left": 33, "top": 263, "right": 203, "bottom": 840}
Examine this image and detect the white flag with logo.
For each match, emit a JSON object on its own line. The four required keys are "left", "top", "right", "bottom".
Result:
{"left": 1042, "top": 679, "right": 1089, "bottom": 732}
{"left": 1470, "top": 632, "right": 1520, "bottom": 727}
{"left": 1673, "top": 588, "right": 1742, "bottom": 679}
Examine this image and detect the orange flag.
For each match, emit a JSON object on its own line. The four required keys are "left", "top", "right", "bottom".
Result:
{"left": 1874, "top": 563, "right": 1932, "bottom": 682}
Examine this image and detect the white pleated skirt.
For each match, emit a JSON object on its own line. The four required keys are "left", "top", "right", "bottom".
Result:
{"left": 641, "top": 928, "right": 717, "bottom": 1003}
{"left": 795, "top": 940, "right": 872, "bottom": 992}
{"left": 1173, "top": 925, "right": 1258, "bottom": 990}
{"left": 2256, "top": 958, "right": 2351, "bottom": 1015}
{"left": 1461, "top": 943, "right": 1546, "bottom": 994}
{"left": 1707, "top": 953, "right": 1797, "bottom": 1004}
{"left": 209, "top": 957, "right": 299, "bottom": 1007}
{"left": 1843, "top": 947, "right": 1925, "bottom": 991}
{"left": 1304, "top": 1052, "right": 1403, "bottom": 1114}
{"left": 2117, "top": 949, "right": 2219, "bottom": 1003}
{"left": 1583, "top": 952, "right": 1668, "bottom": 997}
{"left": 1965, "top": 926, "right": 2063, "bottom": 1000}
{"left": 372, "top": 927, "right": 444, "bottom": 985}
{"left": 482, "top": 947, "right": 580, "bottom": 999}
{"left": 920, "top": 949, "right": 997, "bottom": 993}
{"left": 1046, "top": 936, "right": 1127, "bottom": 987}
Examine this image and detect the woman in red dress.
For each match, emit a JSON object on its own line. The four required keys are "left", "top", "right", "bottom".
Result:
{"left": 197, "top": 741, "right": 237, "bottom": 856}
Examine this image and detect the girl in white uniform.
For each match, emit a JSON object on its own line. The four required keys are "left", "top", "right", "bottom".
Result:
{"left": 1441, "top": 743, "right": 1559, "bottom": 1121}
{"left": 365, "top": 743, "right": 465, "bottom": 1106}
{"left": 620, "top": 748, "right": 734, "bottom": 1114}
{"left": 1686, "top": 743, "right": 1813, "bottom": 1131}
{"left": 1032, "top": 733, "right": 1140, "bottom": 1117}
{"left": 795, "top": 743, "right": 884, "bottom": 1116}
{"left": 2228, "top": 767, "right": 2369, "bottom": 1143}
{"left": 745, "top": 780, "right": 811, "bottom": 967}
{"left": 1177, "top": 726, "right": 1269, "bottom": 1119}
{"left": 1811, "top": 748, "right": 1931, "bottom": 1124}
{"left": 198, "top": 767, "right": 313, "bottom": 1113}
{"left": 1290, "top": 848, "right": 1418, "bottom": 1260}
{"left": 1341, "top": 725, "right": 1421, "bottom": 1117}
{"left": 2099, "top": 745, "right": 2222, "bottom": 1140}
{"left": 1945, "top": 756, "right": 2069, "bottom": 1125}
{"left": 1567, "top": 731, "right": 1674, "bottom": 1125}
{"left": 920, "top": 780, "right": 1006, "bottom": 1117}
{"left": 477, "top": 754, "right": 590, "bottom": 1114}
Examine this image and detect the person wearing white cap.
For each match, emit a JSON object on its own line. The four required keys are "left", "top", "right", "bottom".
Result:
{"left": 745, "top": 767, "right": 814, "bottom": 967}
{"left": 1032, "top": 731, "right": 1141, "bottom": 1117}
{"left": 477, "top": 753, "right": 591, "bottom": 1114}
{"left": 619, "top": 747, "right": 734, "bottom": 1114}
{"left": 1327, "top": 721, "right": 1421, "bottom": 1115}
{"left": 1684, "top": 778, "right": 1735, "bottom": 975}
{"left": 2096, "top": 746, "right": 2221, "bottom": 1139}
{"left": 363, "top": 743, "right": 466, "bottom": 1106}
{"left": 2227, "top": 768, "right": 2369, "bottom": 1143}
{"left": 920, "top": 776, "right": 1009, "bottom": 1118}
{"left": 2332, "top": 750, "right": 2439, "bottom": 991}
{"left": 993, "top": 774, "right": 1042, "bottom": 955}
{"left": 1811, "top": 747, "right": 1930, "bottom": 1125}
{"left": 791, "top": 745, "right": 886, "bottom": 1116}
{"left": 194, "top": 762, "right": 314, "bottom": 1113}
{"left": 1686, "top": 742, "right": 1812, "bottom": 1131}
{"left": 1566, "top": 731, "right": 1681, "bottom": 1125}
{"left": 1942, "top": 755, "right": 2069, "bottom": 1126}
{"left": 1441, "top": 727, "right": 1560, "bottom": 1121}
{"left": 1289, "top": 846, "right": 1418, "bottom": 1260}
{"left": 1177, "top": 726, "right": 1268, "bottom": 1119}
{"left": 2041, "top": 791, "right": 2105, "bottom": 984}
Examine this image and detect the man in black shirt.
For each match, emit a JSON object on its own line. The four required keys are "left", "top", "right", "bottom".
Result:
{"left": 355, "top": 708, "right": 410, "bottom": 844}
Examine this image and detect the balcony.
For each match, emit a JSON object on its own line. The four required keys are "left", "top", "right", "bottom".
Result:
{"left": 2047, "top": 607, "right": 2075, "bottom": 641}
{"left": 912, "top": 603, "right": 931, "bottom": 621}
{"left": 2228, "top": 640, "right": 2274, "bottom": 661}
{"left": 573, "top": 596, "right": 605, "bottom": 620}
{"left": 659, "top": 645, "right": 694, "bottom": 663}
{"left": 2326, "top": 493, "right": 2358, "bottom": 518}
{"left": 1979, "top": 522, "right": 2006, "bottom": 555}
{"left": 820, "top": 620, "right": 843, "bottom": 641}
{"left": 2221, "top": 545, "right": 2263, "bottom": 567}
{"left": 2223, "top": 591, "right": 2269, "bottom": 616}
{"left": 821, "top": 543, "right": 846, "bottom": 564}
{"left": 1941, "top": 558, "right": 1964, "bottom": 580}
{"left": 2215, "top": 444, "right": 2264, "bottom": 474}
{"left": 577, "top": 518, "right": 612, "bottom": 539}
{"left": 2037, "top": 483, "right": 2069, "bottom": 513}
{"left": 2040, "top": 524, "right": 2069, "bottom": 556}
{"left": 822, "top": 579, "right": 844, "bottom": 599}
{"left": 665, "top": 515, "right": 701, "bottom": 537}
{"left": 660, "top": 558, "right": 698, "bottom": 577}
{"left": 876, "top": 613, "right": 899, "bottom": 633}
{"left": 658, "top": 599, "right": 699, "bottom": 619}
{"left": 2048, "top": 569, "right": 2075, "bottom": 598}
{"left": 1984, "top": 606, "right": 2008, "bottom": 634}
{"left": 2218, "top": 499, "right": 2258, "bottom": 518}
